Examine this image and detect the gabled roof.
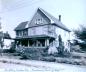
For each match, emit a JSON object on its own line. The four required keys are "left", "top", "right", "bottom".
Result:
{"left": 15, "top": 8, "right": 70, "bottom": 32}
{"left": 14, "top": 21, "right": 28, "bottom": 31}
{"left": 38, "top": 8, "right": 70, "bottom": 32}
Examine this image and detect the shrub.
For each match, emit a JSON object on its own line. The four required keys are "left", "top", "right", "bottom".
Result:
{"left": 41, "top": 56, "right": 56, "bottom": 62}
{"left": 20, "top": 54, "right": 28, "bottom": 60}
{"left": 8, "top": 42, "right": 16, "bottom": 53}
{"left": 2, "top": 49, "right": 9, "bottom": 53}
{"left": 12, "top": 53, "right": 21, "bottom": 56}
{"left": 20, "top": 52, "right": 42, "bottom": 60}
{"left": 58, "top": 35, "right": 65, "bottom": 55}
{"left": 41, "top": 51, "right": 49, "bottom": 57}
{"left": 19, "top": 47, "right": 45, "bottom": 60}
{"left": 52, "top": 52, "right": 59, "bottom": 57}
{"left": 72, "top": 55, "right": 81, "bottom": 59}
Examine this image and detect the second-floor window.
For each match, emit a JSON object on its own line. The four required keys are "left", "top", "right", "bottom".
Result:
{"left": 35, "top": 18, "right": 43, "bottom": 24}
{"left": 16, "top": 31, "right": 20, "bottom": 36}
{"left": 23, "top": 30, "right": 28, "bottom": 36}
{"left": 17, "top": 31, "right": 22, "bottom": 36}
{"left": 16, "top": 30, "right": 28, "bottom": 37}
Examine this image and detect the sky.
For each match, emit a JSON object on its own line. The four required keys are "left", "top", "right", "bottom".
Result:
{"left": 0, "top": 0, "right": 86, "bottom": 38}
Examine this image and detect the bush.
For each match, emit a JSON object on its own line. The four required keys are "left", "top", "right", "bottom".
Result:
{"left": 2, "top": 49, "right": 9, "bottom": 53}
{"left": 72, "top": 55, "right": 81, "bottom": 59}
{"left": 41, "top": 56, "right": 56, "bottom": 62}
{"left": 58, "top": 35, "right": 65, "bottom": 55}
{"left": 12, "top": 53, "right": 21, "bottom": 56}
{"left": 20, "top": 54, "right": 28, "bottom": 60}
{"left": 41, "top": 52, "right": 49, "bottom": 57}
{"left": 74, "top": 25, "right": 86, "bottom": 51}
{"left": 20, "top": 52, "right": 42, "bottom": 60}
{"left": 19, "top": 47, "right": 45, "bottom": 60}
{"left": 52, "top": 52, "right": 59, "bottom": 57}
{"left": 8, "top": 42, "right": 16, "bottom": 53}
{"left": 79, "top": 42, "right": 86, "bottom": 51}
{"left": 56, "top": 58, "right": 68, "bottom": 63}
{"left": 57, "top": 46, "right": 64, "bottom": 55}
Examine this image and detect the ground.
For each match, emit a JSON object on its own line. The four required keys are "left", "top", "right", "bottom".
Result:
{"left": 0, "top": 51, "right": 86, "bottom": 72}
{"left": 1, "top": 51, "right": 86, "bottom": 66}
{"left": 0, "top": 59, "right": 86, "bottom": 72}
{"left": 0, "top": 48, "right": 86, "bottom": 72}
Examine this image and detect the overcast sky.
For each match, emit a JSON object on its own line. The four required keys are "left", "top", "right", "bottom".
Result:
{"left": 0, "top": 0, "right": 86, "bottom": 38}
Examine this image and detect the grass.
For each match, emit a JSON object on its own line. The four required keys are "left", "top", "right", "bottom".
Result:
{"left": 1, "top": 47, "right": 86, "bottom": 66}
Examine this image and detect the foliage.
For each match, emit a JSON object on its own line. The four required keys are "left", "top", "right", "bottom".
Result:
{"left": 4, "top": 31, "right": 11, "bottom": 39}
{"left": 74, "top": 25, "right": 86, "bottom": 51}
{"left": 74, "top": 26, "right": 86, "bottom": 40}
{"left": 41, "top": 56, "right": 56, "bottom": 62}
{"left": 19, "top": 47, "right": 44, "bottom": 60}
{"left": 58, "top": 35, "right": 64, "bottom": 54}
{"left": 8, "top": 42, "right": 16, "bottom": 53}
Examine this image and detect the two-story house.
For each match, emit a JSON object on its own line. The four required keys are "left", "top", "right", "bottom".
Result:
{"left": 14, "top": 8, "right": 70, "bottom": 50}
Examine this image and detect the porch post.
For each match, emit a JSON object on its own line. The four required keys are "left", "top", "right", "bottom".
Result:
{"left": 36, "top": 40, "right": 38, "bottom": 47}
{"left": 28, "top": 40, "right": 29, "bottom": 47}
{"left": 20, "top": 41, "right": 22, "bottom": 46}
{"left": 45, "top": 39, "right": 49, "bottom": 47}
{"left": 45, "top": 39, "right": 46, "bottom": 47}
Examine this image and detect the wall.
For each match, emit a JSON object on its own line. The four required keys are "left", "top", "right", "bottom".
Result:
{"left": 29, "top": 9, "right": 50, "bottom": 27}
{"left": 55, "top": 26, "right": 70, "bottom": 51}
{"left": 28, "top": 25, "right": 56, "bottom": 38}
{"left": 3, "top": 39, "right": 14, "bottom": 49}
{"left": 55, "top": 26, "right": 70, "bottom": 42}
{"left": 16, "top": 29, "right": 28, "bottom": 37}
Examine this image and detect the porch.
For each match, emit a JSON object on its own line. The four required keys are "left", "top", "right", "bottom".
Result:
{"left": 15, "top": 35, "right": 55, "bottom": 48}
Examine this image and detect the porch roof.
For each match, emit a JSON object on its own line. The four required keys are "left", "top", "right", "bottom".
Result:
{"left": 14, "top": 35, "right": 55, "bottom": 40}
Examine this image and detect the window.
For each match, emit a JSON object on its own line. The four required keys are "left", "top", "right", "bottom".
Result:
{"left": 23, "top": 31, "right": 28, "bottom": 36}
{"left": 23, "top": 30, "right": 28, "bottom": 36}
{"left": 16, "top": 31, "right": 22, "bottom": 37}
{"left": 35, "top": 18, "right": 43, "bottom": 24}
{"left": 18, "top": 31, "right": 22, "bottom": 36}
{"left": 16, "top": 31, "right": 20, "bottom": 36}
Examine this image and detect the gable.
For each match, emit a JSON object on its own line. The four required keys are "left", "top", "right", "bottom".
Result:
{"left": 38, "top": 8, "right": 70, "bottom": 32}
{"left": 29, "top": 8, "right": 70, "bottom": 32}
{"left": 29, "top": 9, "right": 51, "bottom": 27}
{"left": 14, "top": 8, "right": 70, "bottom": 32}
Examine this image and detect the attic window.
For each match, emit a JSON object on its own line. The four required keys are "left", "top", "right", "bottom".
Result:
{"left": 35, "top": 18, "right": 43, "bottom": 24}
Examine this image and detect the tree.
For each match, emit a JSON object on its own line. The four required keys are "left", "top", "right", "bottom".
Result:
{"left": 0, "top": 32, "right": 4, "bottom": 48}
{"left": 58, "top": 35, "right": 64, "bottom": 54}
{"left": 74, "top": 25, "right": 86, "bottom": 51}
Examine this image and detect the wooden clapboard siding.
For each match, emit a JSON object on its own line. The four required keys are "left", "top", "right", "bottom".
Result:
{"left": 14, "top": 8, "right": 70, "bottom": 42}
{"left": 29, "top": 9, "right": 51, "bottom": 27}
{"left": 28, "top": 24, "right": 56, "bottom": 38}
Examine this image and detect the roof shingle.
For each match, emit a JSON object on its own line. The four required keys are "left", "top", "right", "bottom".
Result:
{"left": 14, "top": 21, "right": 28, "bottom": 31}
{"left": 15, "top": 8, "right": 70, "bottom": 32}
{"left": 38, "top": 8, "right": 70, "bottom": 32}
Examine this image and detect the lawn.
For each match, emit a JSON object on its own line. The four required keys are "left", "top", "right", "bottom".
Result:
{"left": 1, "top": 47, "right": 86, "bottom": 66}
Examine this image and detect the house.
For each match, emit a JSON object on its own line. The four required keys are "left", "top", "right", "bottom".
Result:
{"left": 3, "top": 32, "right": 14, "bottom": 49}
{"left": 0, "top": 31, "right": 14, "bottom": 49}
{"left": 14, "top": 8, "right": 71, "bottom": 51}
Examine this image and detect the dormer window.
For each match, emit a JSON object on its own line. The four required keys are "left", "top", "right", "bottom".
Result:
{"left": 35, "top": 18, "right": 43, "bottom": 24}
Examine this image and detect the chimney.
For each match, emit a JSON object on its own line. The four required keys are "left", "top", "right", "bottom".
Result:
{"left": 59, "top": 15, "right": 61, "bottom": 21}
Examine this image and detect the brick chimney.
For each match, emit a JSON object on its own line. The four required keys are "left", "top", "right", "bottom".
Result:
{"left": 59, "top": 15, "right": 61, "bottom": 21}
